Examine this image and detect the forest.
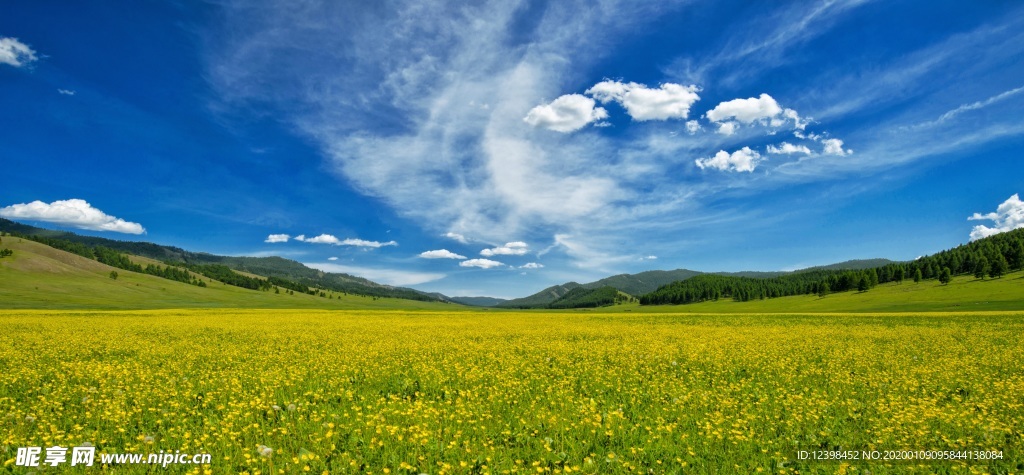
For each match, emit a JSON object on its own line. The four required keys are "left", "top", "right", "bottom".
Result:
{"left": 640, "top": 228, "right": 1024, "bottom": 305}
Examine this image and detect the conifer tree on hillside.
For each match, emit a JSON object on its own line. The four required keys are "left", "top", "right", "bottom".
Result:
{"left": 939, "top": 267, "right": 952, "bottom": 285}
{"left": 990, "top": 254, "right": 1008, "bottom": 279}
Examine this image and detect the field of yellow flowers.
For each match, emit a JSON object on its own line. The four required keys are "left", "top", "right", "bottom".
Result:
{"left": 1, "top": 310, "right": 1022, "bottom": 474}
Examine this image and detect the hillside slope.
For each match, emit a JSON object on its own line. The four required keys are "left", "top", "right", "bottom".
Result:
{"left": 0, "top": 219, "right": 441, "bottom": 302}
{"left": 0, "top": 239, "right": 454, "bottom": 310}
{"left": 598, "top": 270, "right": 1024, "bottom": 313}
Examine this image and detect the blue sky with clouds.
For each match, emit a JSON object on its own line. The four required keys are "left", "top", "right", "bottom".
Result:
{"left": 2, "top": 1, "right": 1023, "bottom": 298}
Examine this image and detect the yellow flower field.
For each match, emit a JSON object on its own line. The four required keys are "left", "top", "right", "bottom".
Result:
{"left": 1, "top": 310, "right": 1021, "bottom": 474}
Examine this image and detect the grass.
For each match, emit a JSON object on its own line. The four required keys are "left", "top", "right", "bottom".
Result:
{"left": 1, "top": 309, "right": 1021, "bottom": 474}
{"left": 592, "top": 270, "right": 1024, "bottom": 314}
{"left": 0, "top": 239, "right": 457, "bottom": 310}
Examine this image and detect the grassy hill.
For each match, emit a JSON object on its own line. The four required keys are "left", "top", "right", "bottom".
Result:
{"left": 596, "top": 269, "right": 1024, "bottom": 313}
{"left": 0, "top": 238, "right": 456, "bottom": 310}
{"left": 0, "top": 218, "right": 443, "bottom": 302}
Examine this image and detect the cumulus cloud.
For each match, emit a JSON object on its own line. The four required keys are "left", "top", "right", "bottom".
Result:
{"left": 821, "top": 138, "right": 852, "bottom": 156}
{"left": 480, "top": 241, "right": 529, "bottom": 256}
{"left": 523, "top": 94, "right": 608, "bottom": 132}
{"left": 685, "top": 120, "right": 702, "bottom": 134}
{"left": 0, "top": 37, "right": 37, "bottom": 68}
{"left": 519, "top": 262, "right": 544, "bottom": 269}
{"left": 586, "top": 80, "right": 700, "bottom": 121}
{"left": 716, "top": 121, "right": 738, "bottom": 135}
{"left": 419, "top": 249, "right": 467, "bottom": 259}
{"left": 265, "top": 234, "right": 290, "bottom": 243}
{"left": 459, "top": 258, "right": 504, "bottom": 269}
{"left": 968, "top": 193, "right": 1024, "bottom": 241}
{"left": 706, "top": 93, "right": 782, "bottom": 123}
{"left": 0, "top": 199, "right": 145, "bottom": 234}
{"left": 298, "top": 233, "right": 398, "bottom": 247}
{"left": 694, "top": 147, "right": 763, "bottom": 172}
{"left": 705, "top": 93, "right": 806, "bottom": 133}
{"left": 767, "top": 142, "right": 812, "bottom": 155}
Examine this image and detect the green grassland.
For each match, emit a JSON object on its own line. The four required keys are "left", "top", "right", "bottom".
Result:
{"left": 0, "top": 239, "right": 455, "bottom": 310}
{"left": 589, "top": 269, "right": 1024, "bottom": 314}
{"left": 1, "top": 309, "right": 1021, "bottom": 474}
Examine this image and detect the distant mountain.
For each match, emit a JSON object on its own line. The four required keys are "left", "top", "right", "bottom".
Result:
{"left": 499, "top": 269, "right": 704, "bottom": 308}
{"left": 497, "top": 282, "right": 583, "bottom": 308}
{"left": 0, "top": 218, "right": 442, "bottom": 302}
{"left": 794, "top": 259, "right": 895, "bottom": 272}
{"left": 448, "top": 296, "right": 508, "bottom": 307}
{"left": 500, "top": 260, "right": 898, "bottom": 309}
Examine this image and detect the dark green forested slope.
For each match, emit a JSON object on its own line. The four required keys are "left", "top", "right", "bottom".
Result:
{"left": 640, "top": 229, "right": 1024, "bottom": 305}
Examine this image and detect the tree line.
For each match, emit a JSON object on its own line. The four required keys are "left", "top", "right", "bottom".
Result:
{"left": 640, "top": 228, "right": 1024, "bottom": 306}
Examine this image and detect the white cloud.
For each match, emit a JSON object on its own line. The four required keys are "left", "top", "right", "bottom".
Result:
{"left": 0, "top": 199, "right": 145, "bottom": 234}
{"left": 480, "top": 241, "right": 528, "bottom": 256}
{"left": 444, "top": 232, "right": 469, "bottom": 243}
{"left": 460, "top": 258, "right": 504, "bottom": 269}
{"left": 264, "top": 233, "right": 290, "bottom": 243}
{"left": 968, "top": 193, "right": 1024, "bottom": 241}
{"left": 303, "top": 234, "right": 341, "bottom": 244}
{"left": 685, "top": 120, "right": 702, "bottom": 134}
{"left": 523, "top": 94, "right": 608, "bottom": 133}
{"left": 705, "top": 93, "right": 808, "bottom": 134}
{"left": 706, "top": 93, "right": 783, "bottom": 124}
{"left": 694, "top": 147, "right": 763, "bottom": 172}
{"left": 821, "top": 138, "right": 852, "bottom": 156}
{"left": 327, "top": 256, "right": 338, "bottom": 261}
{"left": 586, "top": 80, "right": 700, "bottom": 121}
{"left": 340, "top": 238, "right": 398, "bottom": 248}
{"left": 299, "top": 234, "right": 398, "bottom": 247}
{"left": 519, "top": 262, "right": 544, "bottom": 269}
{"left": 0, "top": 37, "right": 37, "bottom": 68}
{"left": 419, "top": 249, "right": 467, "bottom": 259}
{"left": 716, "top": 121, "right": 738, "bottom": 135}
{"left": 909, "top": 85, "right": 1024, "bottom": 130}
{"left": 58, "top": 89, "right": 76, "bottom": 96}
{"left": 642, "top": 255, "right": 657, "bottom": 260}
{"left": 767, "top": 142, "right": 812, "bottom": 155}
{"left": 305, "top": 262, "right": 444, "bottom": 286}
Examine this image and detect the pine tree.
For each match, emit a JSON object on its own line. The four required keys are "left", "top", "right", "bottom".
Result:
{"left": 939, "top": 267, "right": 952, "bottom": 285}
{"left": 973, "top": 257, "right": 989, "bottom": 279}
{"left": 913, "top": 268, "right": 922, "bottom": 283}
{"left": 990, "top": 254, "right": 1008, "bottom": 279}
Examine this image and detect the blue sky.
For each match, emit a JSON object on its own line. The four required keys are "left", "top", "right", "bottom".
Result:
{"left": 2, "top": 1, "right": 1023, "bottom": 299}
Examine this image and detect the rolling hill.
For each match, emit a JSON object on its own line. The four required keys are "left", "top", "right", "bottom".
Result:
{"left": 0, "top": 218, "right": 442, "bottom": 302}
{"left": 0, "top": 238, "right": 455, "bottom": 310}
